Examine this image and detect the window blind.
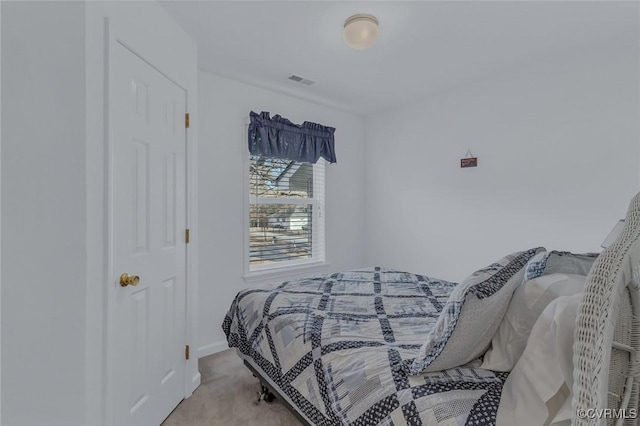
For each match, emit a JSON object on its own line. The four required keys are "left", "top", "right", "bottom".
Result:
{"left": 249, "top": 155, "right": 325, "bottom": 269}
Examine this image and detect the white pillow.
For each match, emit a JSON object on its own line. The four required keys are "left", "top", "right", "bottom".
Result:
{"left": 495, "top": 293, "right": 582, "bottom": 426}
{"left": 481, "top": 273, "right": 586, "bottom": 372}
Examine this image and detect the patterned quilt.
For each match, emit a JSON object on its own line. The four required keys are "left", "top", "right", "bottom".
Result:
{"left": 223, "top": 268, "right": 508, "bottom": 426}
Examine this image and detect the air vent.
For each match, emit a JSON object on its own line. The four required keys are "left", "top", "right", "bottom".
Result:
{"left": 288, "top": 75, "right": 316, "bottom": 86}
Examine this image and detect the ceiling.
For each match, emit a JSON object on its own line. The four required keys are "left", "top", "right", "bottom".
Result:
{"left": 161, "top": 1, "right": 639, "bottom": 115}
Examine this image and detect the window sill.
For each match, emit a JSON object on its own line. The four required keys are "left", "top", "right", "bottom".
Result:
{"left": 243, "top": 261, "right": 330, "bottom": 285}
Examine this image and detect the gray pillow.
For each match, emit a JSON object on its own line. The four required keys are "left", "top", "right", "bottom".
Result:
{"left": 403, "top": 247, "right": 545, "bottom": 375}
{"left": 523, "top": 251, "right": 598, "bottom": 283}
{"left": 545, "top": 251, "right": 599, "bottom": 275}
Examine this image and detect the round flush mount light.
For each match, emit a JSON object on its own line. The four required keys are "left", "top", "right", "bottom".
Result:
{"left": 343, "top": 14, "right": 379, "bottom": 50}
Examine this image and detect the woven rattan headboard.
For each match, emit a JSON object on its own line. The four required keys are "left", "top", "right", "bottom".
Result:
{"left": 573, "top": 192, "right": 640, "bottom": 426}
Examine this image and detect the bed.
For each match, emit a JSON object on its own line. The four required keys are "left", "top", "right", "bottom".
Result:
{"left": 223, "top": 193, "right": 640, "bottom": 426}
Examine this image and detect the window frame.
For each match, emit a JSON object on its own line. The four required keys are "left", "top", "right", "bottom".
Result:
{"left": 243, "top": 149, "right": 328, "bottom": 283}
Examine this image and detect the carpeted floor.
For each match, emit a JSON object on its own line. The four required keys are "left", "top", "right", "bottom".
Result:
{"left": 162, "top": 349, "right": 302, "bottom": 426}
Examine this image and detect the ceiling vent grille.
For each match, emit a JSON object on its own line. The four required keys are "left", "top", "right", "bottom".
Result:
{"left": 288, "top": 75, "right": 315, "bottom": 86}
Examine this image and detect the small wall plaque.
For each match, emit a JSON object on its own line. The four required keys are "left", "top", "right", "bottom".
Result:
{"left": 460, "top": 157, "right": 478, "bottom": 168}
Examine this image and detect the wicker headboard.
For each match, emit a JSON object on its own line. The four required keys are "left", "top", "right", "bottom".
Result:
{"left": 574, "top": 192, "right": 640, "bottom": 426}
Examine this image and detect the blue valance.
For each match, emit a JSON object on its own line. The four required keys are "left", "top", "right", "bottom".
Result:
{"left": 248, "top": 111, "right": 337, "bottom": 164}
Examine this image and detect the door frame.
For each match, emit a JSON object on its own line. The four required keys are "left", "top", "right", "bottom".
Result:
{"left": 85, "top": 10, "right": 199, "bottom": 426}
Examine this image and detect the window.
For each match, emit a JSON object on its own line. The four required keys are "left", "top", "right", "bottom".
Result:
{"left": 248, "top": 155, "right": 325, "bottom": 272}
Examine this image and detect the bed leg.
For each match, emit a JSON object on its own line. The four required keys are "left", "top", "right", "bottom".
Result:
{"left": 257, "top": 383, "right": 276, "bottom": 403}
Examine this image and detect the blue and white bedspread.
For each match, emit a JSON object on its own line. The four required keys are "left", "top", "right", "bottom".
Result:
{"left": 222, "top": 268, "right": 508, "bottom": 426}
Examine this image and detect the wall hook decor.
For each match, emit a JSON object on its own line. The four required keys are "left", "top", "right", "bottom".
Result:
{"left": 461, "top": 149, "right": 478, "bottom": 168}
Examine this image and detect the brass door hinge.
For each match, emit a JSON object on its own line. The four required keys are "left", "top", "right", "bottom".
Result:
{"left": 185, "top": 345, "right": 190, "bottom": 360}
{"left": 185, "top": 229, "right": 190, "bottom": 244}
{"left": 185, "top": 113, "right": 190, "bottom": 129}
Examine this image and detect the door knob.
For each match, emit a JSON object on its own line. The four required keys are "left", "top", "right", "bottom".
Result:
{"left": 120, "top": 273, "right": 140, "bottom": 287}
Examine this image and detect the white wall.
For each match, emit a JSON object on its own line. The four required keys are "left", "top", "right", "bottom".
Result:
{"left": 364, "top": 38, "right": 640, "bottom": 283}
{"left": 2, "top": 1, "right": 199, "bottom": 425}
{"left": 1, "top": 2, "right": 87, "bottom": 425}
{"left": 197, "top": 71, "right": 366, "bottom": 356}
{"left": 1, "top": 2, "right": 4, "bottom": 422}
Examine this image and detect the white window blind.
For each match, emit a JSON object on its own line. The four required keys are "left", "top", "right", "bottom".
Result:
{"left": 249, "top": 155, "right": 325, "bottom": 270}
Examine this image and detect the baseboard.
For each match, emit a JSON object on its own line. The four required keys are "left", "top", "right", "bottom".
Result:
{"left": 197, "top": 340, "right": 228, "bottom": 358}
{"left": 191, "top": 371, "right": 201, "bottom": 391}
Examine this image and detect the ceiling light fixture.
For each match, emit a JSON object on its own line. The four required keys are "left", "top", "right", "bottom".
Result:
{"left": 343, "top": 14, "right": 379, "bottom": 50}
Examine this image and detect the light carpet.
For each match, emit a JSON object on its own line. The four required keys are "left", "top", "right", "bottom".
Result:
{"left": 162, "top": 349, "right": 302, "bottom": 426}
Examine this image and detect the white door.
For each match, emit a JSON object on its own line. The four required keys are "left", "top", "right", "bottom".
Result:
{"left": 110, "top": 41, "right": 187, "bottom": 426}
